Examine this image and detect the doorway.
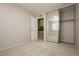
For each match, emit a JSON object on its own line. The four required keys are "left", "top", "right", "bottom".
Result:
{"left": 38, "top": 18, "right": 44, "bottom": 40}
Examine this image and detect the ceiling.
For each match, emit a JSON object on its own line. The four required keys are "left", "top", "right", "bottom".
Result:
{"left": 16, "top": 3, "right": 74, "bottom": 15}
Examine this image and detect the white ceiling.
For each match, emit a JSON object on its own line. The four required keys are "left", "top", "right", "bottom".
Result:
{"left": 16, "top": 3, "right": 74, "bottom": 15}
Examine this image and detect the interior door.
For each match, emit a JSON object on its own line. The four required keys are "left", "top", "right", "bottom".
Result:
{"left": 46, "top": 10, "right": 59, "bottom": 43}
{"left": 31, "top": 16, "right": 37, "bottom": 40}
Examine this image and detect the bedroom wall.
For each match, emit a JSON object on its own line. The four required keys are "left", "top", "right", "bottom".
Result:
{"left": 0, "top": 4, "right": 32, "bottom": 50}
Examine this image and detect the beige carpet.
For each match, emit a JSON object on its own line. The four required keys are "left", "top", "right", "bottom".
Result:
{"left": 0, "top": 40, "right": 77, "bottom": 56}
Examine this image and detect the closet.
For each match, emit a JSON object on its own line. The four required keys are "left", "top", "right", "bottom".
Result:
{"left": 60, "top": 5, "right": 75, "bottom": 44}
{"left": 46, "top": 5, "right": 75, "bottom": 44}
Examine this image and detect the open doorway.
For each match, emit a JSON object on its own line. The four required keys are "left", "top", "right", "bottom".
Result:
{"left": 38, "top": 18, "right": 44, "bottom": 40}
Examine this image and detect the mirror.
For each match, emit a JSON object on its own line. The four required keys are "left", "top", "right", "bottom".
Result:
{"left": 46, "top": 10, "right": 59, "bottom": 43}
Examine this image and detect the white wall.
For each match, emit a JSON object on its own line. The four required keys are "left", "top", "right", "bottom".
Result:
{"left": 0, "top": 4, "right": 32, "bottom": 50}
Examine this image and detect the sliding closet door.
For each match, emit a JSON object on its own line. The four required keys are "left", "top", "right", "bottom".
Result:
{"left": 60, "top": 5, "right": 75, "bottom": 44}
{"left": 46, "top": 10, "right": 59, "bottom": 43}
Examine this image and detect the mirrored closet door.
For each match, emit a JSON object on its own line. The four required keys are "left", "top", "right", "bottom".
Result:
{"left": 60, "top": 5, "right": 75, "bottom": 44}
{"left": 46, "top": 10, "right": 60, "bottom": 43}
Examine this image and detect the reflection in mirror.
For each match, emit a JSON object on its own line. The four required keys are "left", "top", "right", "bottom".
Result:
{"left": 47, "top": 10, "right": 59, "bottom": 43}
{"left": 52, "top": 23, "right": 59, "bottom": 31}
